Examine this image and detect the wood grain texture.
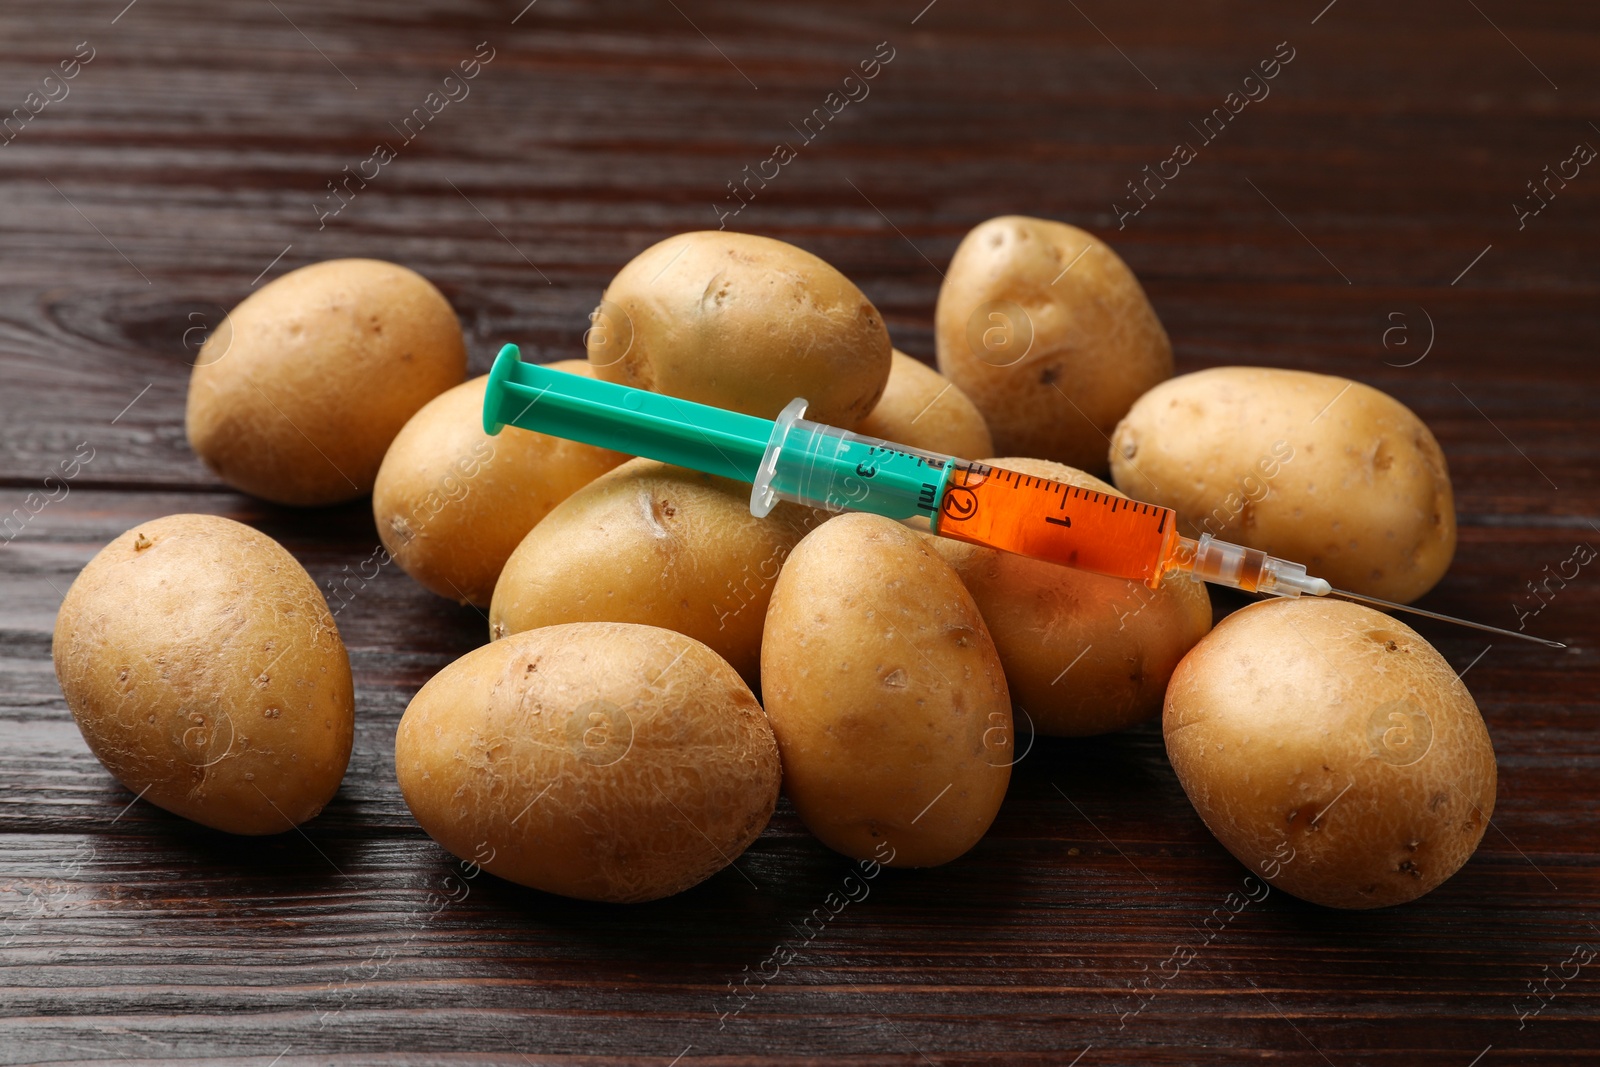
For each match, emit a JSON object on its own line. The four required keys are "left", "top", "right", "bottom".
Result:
{"left": 2, "top": 0, "right": 1598, "bottom": 1063}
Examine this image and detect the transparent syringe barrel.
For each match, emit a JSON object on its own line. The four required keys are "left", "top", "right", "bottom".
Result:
{"left": 750, "top": 400, "right": 955, "bottom": 520}
{"left": 934, "top": 462, "right": 1180, "bottom": 587}
{"left": 747, "top": 401, "right": 1331, "bottom": 599}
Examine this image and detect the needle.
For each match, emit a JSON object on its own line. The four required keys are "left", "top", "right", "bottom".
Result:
{"left": 1322, "top": 587, "right": 1566, "bottom": 649}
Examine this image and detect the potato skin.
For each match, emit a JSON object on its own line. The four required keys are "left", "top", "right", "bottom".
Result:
{"left": 395, "top": 622, "right": 780, "bottom": 903}
{"left": 762, "top": 513, "right": 1012, "bottom": 867}
{"left": 1164, "top": 598, "right": 1495, "bottom": 909}
{"left": 1109, "top": 366, "right": 1456, "bottom": 603}
{"left": 588, "top": 232, "right": 891, "bottom": 427}
{"left": 856, "top": 350, "right": 994, "bottom": 461}
{"left": 187, "top": 258, "right": 467, "bottom": 506}
{"left": 935, "top": 216, "right": 1172, "bottom": 473}
{"left": 373, "top": 362, "right": 626, "bottom": 607}
{"left": 929, "top": 458, "right": 1211, "bottom": 737}
{"left": 52, "top": 514, "right": 354, "bottom": 834}
{"left": 489, "top": 458, "right": 817, "bottom": 686}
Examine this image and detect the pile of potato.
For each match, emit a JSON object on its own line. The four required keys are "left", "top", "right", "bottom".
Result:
{"left": 52, "top": 220, "right": 1494, "bottom": 910}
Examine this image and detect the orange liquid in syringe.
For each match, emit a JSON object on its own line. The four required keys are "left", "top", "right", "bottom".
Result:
{"left": 934, "top": 463, "right": 1180, "bottom": 587}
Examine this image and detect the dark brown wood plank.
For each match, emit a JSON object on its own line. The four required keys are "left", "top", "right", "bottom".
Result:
{"left": 4, "top": 489, "right": 1598, "bottom": 1063}
{"left": 3, "top": 2, "right": 1598, "bottom": 505}
{"left": 2, "top": 0, "right": 1599, "bottom": 1063}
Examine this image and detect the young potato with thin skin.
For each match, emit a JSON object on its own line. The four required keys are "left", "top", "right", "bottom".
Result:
{"left": 935, "top": 216, "right": 1172, "bottom": 473}
{"left": 490, "top": 457, "right": 819, "bottom": 687}
{"left": 373, "top": 360, "right": 627, "bottom": 607}
{"left": 855, "top": 350, "right": 994, "bottom": 461}
{"left": 1164, "top": 598, "right": 1495, "bottom": 909}
{"left": 1109, "top": 367, "right": 1456, "bottom": 603}
{"left": 396, "top": 622, "right": 781, "bottom": 903}
{"left": 928, "top": 458, "right": 1211, "bottom": 737}
{"left": 53, "top": 514, "right": 354, "bottom": 835}
{"left": 588, "top": 231, "right": 892, "bottom": 427}
{"left": 762, "top": 513, "right": 1012, "bottom": 867}
{"left": 187, "top": 259, "right": 467, "bottom": 506}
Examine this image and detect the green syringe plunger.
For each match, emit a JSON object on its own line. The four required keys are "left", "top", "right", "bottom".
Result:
{"left": 485, "top": 343, "right": 956, "bottom": 523}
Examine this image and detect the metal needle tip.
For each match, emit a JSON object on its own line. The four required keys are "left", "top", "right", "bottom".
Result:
{"left": 1322, "top": 587, "right": 1567, "bottom": 649}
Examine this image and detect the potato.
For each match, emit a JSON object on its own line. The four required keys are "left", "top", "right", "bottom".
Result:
{"left": 855, "top": 350, "right": 994, "bottom": 460}
{"left": 762, "top": 513, "right": 1011, "bottom": 867}
{"left": 587, "top": 231, "right": 891, "bottom": 427}
{"left": 373, "top": 361, "right": 626, "bottom": 607}
{"left": 187, "top": 258, "right": 467, "bottom": 506}
{"left": 1109, "top": 366, "right": 1456, "bottom": 603}
{"left": 53, "top": 514, "right": 354, "bottom": 834}
{"left": 490, "top": 457, "right": 817, "bottom": 686}
{"left": 1164, "top": 598, "right": 1495, "bottom": 909}
{"left": 395, "top": 622, "right": 779, "bottom": 902}
{"left": 935, "top": 216, "right": 1172, "bottom": 473}
{"left": 929, "top": 458, "right": 1211, "bottom": 737}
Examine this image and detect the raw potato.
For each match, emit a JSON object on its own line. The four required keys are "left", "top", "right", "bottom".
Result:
{"left": 588, "top": 231, "right": 892, "bottom": 427}
{"left": 53, "top": 514, "right": 354, "bottom": 834}
{"left": 929, "top": 458, "right": 1211, "bottom": 737}
{"left": 762, "top": 513, "right": 1012, "bottom": 867}
{"left": 1164, "top": 598, "right": 1495, "bottom": 909}
{"left": 935, "top": 216, "right": 1172, "bottom": 473}
{"left": 395, "top": 622, "right": 780, "bottom": 903}
{"left": 490, "top": 458, "right": 817, "bottom": 686}
{"left": 373, "top": 361, "right": 626, "bottom": 607}
{"left": 187, "top": 258, "right": 467, "bottom": 506}
{"left": 856, "top": 350, "right": 994, "bottom": 460}
{"left": 1109, "top": 366, "right": 1456, "bottom": 603}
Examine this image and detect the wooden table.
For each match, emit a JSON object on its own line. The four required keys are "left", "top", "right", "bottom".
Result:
{"left": 3, "top": 1, "right": 1597, "bottom": 1063}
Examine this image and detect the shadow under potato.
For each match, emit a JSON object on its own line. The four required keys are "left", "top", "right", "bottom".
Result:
{"left": 430, "top": 796, "right": 1043, "bottom": 970}
{"left": 80, "top": 801, "right": 374, "bottom": 914}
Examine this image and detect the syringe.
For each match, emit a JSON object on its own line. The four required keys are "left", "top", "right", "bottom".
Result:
{"left": 483, "top": 345, "right": 1563, "bottom": 649}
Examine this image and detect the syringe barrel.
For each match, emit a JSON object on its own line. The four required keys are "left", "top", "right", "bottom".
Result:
{"left": 750, "top": 399, "right": 957, "bottom": 521}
